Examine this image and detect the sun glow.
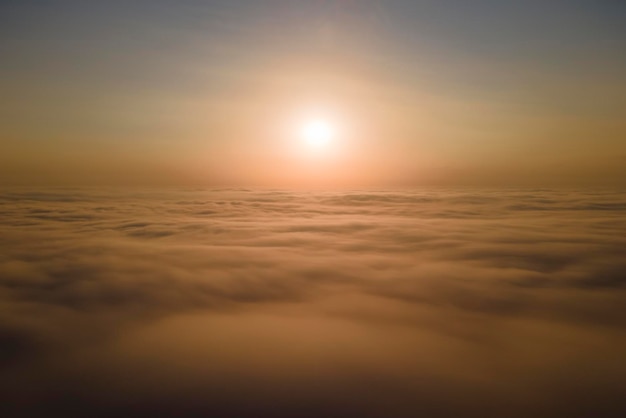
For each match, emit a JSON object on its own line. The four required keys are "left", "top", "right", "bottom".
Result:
{"left": 300, "top": 119, "right": 336, "bottom": 147}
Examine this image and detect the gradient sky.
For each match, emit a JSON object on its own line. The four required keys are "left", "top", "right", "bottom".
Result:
{"left": 1, "top": 0, "right": 625, "bottom": 187}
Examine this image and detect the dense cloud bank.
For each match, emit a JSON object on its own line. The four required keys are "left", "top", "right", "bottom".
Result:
{"left": 1, "top": 188, "right": 625, "bottom": 417}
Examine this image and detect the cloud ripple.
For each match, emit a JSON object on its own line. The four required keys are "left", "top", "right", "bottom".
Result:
{"left": 1, "top": 188, "right": 625, "bottom": 417}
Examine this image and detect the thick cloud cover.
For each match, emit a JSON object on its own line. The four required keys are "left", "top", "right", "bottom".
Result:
{"left": 1, "top": 188, "right": 625, "bottom": 417}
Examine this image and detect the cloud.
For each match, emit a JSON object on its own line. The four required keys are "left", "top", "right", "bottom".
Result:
{"left": 0, "top": 188, "right": 625, "bottom": 417}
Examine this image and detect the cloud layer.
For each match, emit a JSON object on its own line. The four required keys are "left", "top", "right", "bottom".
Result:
{"left": 1, "top": 188, "right": 625, "bottom": 417}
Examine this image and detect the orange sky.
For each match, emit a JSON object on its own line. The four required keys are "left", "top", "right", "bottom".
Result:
{"left": 1, "top": 1, "right": 625, "bottom": 188}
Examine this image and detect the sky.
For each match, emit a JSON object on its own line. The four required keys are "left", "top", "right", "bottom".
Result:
{"left": 1, "top": 4, "right": 626, "bottom": 416}
{"left": 1, "top": 0, "right": 625, "bottom": 188}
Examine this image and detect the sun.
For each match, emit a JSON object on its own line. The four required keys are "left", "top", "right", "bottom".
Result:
{"left": 300, "top": 119, "right": 335, "bottom": 147}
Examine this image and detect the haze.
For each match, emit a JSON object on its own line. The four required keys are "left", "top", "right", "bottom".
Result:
{"left": 1, "top": 0, "right": 625, "bottom": 188}
{"left": 1, "top": 2, "right": 625, "bottom": 418}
